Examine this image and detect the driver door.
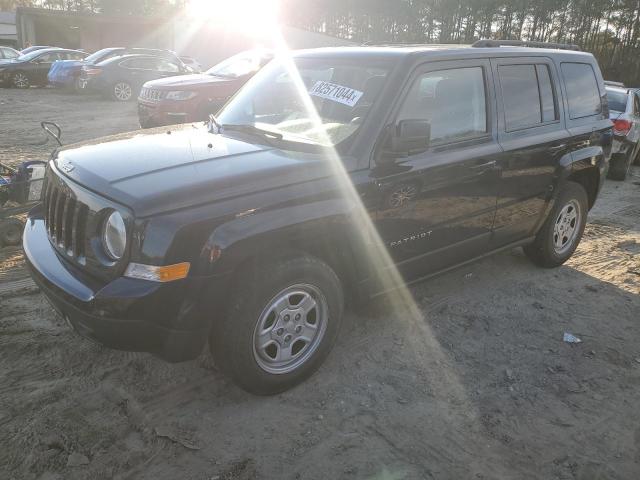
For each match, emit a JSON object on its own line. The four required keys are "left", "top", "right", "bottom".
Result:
{"left": 371, "top": 59, "right": 501, "bottom": 283}
{"left": 31, "top": 52, "right": 61, "bottom": 85}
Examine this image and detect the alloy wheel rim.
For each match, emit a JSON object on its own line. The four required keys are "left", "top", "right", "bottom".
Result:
{"left": 390, "top": 184, "right": 418, "bottom": 207}
{"left": 252, "top": 283, "right": 328, "bottom": 374}
{"left": 114, "top": 82, "right": 132, "bottom": 101}
{"left": 14, "top": 73, "right": 28, "bottom": 88}
{"left": 553, "top": 199, "right": 581, "bottom": 254}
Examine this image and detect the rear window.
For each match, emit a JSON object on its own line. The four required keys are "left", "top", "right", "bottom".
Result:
{"left": 606, "top": 89, "right": 628, "bottom": 113}
{"left": 561, "top": 62, "right": 601, "bottom": 119}
{"left": 498, "top": 64, "right": 558, "bottom": 130}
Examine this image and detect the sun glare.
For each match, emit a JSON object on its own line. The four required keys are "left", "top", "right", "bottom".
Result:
{"left": 187, "top": 0, "right": 280, "bottom": 33}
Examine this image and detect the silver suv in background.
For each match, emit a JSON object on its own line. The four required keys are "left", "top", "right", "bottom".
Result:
{"left": 606, "top": 85, "right": 640, "bottom": 180}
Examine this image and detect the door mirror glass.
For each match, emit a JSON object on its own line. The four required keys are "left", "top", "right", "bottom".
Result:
{"left": 388, "top": 119, "right": 431, "bottom": 155}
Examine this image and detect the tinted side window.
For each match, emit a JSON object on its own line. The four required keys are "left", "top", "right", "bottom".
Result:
{"left": 1, "top": 48, "right": 18, "bottom": 59}
{"left": 156, "top": 59, "right": 180, "bottom": 73}
{"left": 36, "top": 52, "right": 61, "bottom": 63}
{"left": 499, "top": 65, "right": 542, "bottom": 130}
{"left": 121, "top": 58, "right": 156, "bottom": 70}
{"left": 561, "top": 62, "right": 601, "bottom": 119}
{"left": 397, "top": 66, "right": 487, "bottom": 144}
{"left": 536, "top": 65, "right": 557, "bottom": 122}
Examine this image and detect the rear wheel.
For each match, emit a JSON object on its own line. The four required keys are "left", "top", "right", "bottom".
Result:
{"left": 524, "top": 181, "right": 588, "bottom": 268}
{"left": 209, "top": 255, "right": 344, "bottom": 395}
{"left": 111, "top": 81, "right": 133, "bottom": 101}
{"left": 12, "top": 72, "right": 29, "bottom": 88}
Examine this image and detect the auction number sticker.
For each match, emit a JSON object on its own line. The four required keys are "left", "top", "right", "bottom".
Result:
{"left": 309, "top": 81, "right": 364, "bottom": 107}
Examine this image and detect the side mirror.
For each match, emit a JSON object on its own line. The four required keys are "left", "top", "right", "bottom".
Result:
{"left": 390, "top": 119, "right": 431, "bottom": 155}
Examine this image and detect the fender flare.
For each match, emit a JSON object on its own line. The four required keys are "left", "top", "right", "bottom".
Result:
{"left": 194, "top": 198, "right": 373, "bottom": 284}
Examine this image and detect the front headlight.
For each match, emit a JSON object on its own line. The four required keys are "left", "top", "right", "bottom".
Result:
{"left": 165, "top": 90, "right": 196, "bottom": 101}
{"left": 102, "top": 210, "right": 126, "bottom": 260}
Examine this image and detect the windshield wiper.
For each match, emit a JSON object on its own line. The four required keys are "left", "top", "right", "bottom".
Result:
{"left": 207, "top": 114, "right": 222, "bottom": 133}
{"left": 222, "top": 124, "right": 283, "bottom": 140}
{"left": 208, "top": 72, "right": 235, "bottom": 79}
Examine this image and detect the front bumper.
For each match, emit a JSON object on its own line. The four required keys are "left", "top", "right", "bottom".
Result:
{"left": 23, "top": 211, "right": 221, "bottom": 362}
{"left": 138, "top": 99, "right": 198, "bottom": 128}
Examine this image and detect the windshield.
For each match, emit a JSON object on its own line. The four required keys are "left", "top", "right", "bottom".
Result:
{"left": 217, "top": 57, "right": 391, "bottom": 147}
{"left": 206, "top": 50, "right": 271, "bottom": 79}
{"left": 85, "top": 48, "right": 118, "bottom": 64}
{"left": 607, "top": 89, "right": 628, "bottom": 112}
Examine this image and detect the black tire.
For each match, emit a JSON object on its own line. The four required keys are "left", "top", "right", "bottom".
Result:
{"left": 209, "top": 255, "right": 344, "bottom": 395}
{"left": 524, "top": 181, "right": 588, "bottom": 268}
{"left": 0, "top": 218, "right": 25, "bottom": 247}
{"left": 608, "top": 153, "right": 632, "bottom": 181}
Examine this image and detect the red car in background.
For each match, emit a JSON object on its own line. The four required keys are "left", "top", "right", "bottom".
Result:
{"left": 137, "top": 49, "right": 273, "bottom": 128}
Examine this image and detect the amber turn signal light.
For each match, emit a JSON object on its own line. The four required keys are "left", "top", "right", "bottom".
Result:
{"left": 124, "top": 262, "right": 190, "bottom": 282}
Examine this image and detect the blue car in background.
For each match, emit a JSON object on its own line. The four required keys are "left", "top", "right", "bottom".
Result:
{"left": 48, "top": 47, "right": 186, "bottom": 91}
{"left": 48, "top": 47, "right": 126, "bottom": 90}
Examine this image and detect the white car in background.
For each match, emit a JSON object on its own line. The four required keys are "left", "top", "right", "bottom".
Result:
{"left": 606, "top": 84, "right": 640, "bottom": 180}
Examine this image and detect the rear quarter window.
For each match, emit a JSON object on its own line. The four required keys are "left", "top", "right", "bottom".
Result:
{"left": 561, "top": 62, "right": 601, "bottom": 119}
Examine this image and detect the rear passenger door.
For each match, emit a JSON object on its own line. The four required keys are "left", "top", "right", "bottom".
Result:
{"left": 120, "top": 57, "right": 159, "bottom": 92}
{"left": 490, "top": 57, "right": 568, "bottom": 246}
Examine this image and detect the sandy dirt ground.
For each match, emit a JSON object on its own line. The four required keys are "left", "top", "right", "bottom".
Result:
{"left": 1, "top": 88, "right": 639, "bottom": 480}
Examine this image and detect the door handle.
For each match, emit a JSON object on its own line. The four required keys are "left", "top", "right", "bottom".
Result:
{"left": 470, "top": 160, "right": 497, "bottom": 170}
{"left": 549, "top": 144, "right": 567, "bottom": 152}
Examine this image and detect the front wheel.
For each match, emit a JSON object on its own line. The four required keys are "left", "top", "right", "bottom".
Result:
{"left": 209, "top": 255, "right": 344, "bottom": 395}
{"left": 524, "top": 181, "right": 588, "bottom": 268}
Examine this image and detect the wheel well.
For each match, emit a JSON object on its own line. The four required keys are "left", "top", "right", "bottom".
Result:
{"left": 226, "top": 238, "right": 363, "bottom": 306}
{"left": 567, "top": 167, "right": 599, "bottom": 210}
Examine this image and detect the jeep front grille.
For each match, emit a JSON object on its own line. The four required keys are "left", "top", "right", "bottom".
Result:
{"left": 43, "top": 180, "right": 89, "bottom": 260}
{"left": 139, "top": 87, "right": 165, "bottom": 102}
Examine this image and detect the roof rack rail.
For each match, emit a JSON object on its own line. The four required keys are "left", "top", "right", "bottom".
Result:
{"left": 472, "top": 39, "right": 580, "bottom": 51}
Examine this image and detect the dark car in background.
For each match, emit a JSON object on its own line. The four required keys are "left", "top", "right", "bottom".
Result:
{"left": 0, "top": 46, "right": 20, "bottom": 60}
{"left": 138, "top": 49, "right": 272, "bottom": 128}
{"left": 49, "top": 47, "right": 189, "bottom": 91}
{"left": 79, "top": 53, "right": 190, "bottom": 101}
{"left": 0, "top": 48, "right": 86, "bottom": 88}
{"left": 605, "top": 85, "right": 640, "bottom": 180}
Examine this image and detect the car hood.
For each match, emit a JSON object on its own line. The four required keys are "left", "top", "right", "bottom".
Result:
{"left": 54, "top": 124, "right": 331, "bottom": 217}
{"left": 144, "top": 73, "right": 235, "bottom": 89}
{"left": 0, "top": 58, "right": 18, "bottom": 66}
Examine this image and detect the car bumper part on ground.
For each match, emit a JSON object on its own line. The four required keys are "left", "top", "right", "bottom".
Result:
{"left": 23, "top": 212, "right": 216, "bottom": 362}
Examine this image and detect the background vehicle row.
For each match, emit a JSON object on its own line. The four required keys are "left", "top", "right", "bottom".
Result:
{"left": 605, "top": 84, "right": 640, "bottom": 180}
{"left": 0, "top": 47, "right": 85, "bottom": 88}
